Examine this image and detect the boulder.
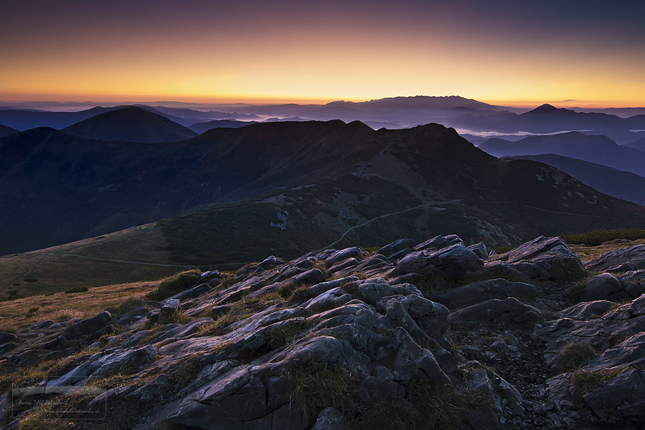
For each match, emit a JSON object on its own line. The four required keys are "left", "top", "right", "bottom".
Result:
{"left": 390, "top": 244, "right": 483, "bottom": 279}
{"left": 448, "top": 298, "right": 542, "bottom": 325}
{"left": 62, "top": 311, "right": 112, "bottom": 339}
{"left": 378, "top": 238, "right": 416, "bottom": 256}
{"left": 489, "top": 236, "right": 585, "bottom": 281}
{"left": 414, "top": 234, "right": 464, "bottom": 251}
{"left": 585, "top": 244, "right": 645, "bottom": 273}
{"left": 439, "top": 278, "right": 537, "bottom": 309}
{"left": 325, "top": 247, "right": 363, "bottom": 268}
{"left": 311, "top": 407, "right": 345, "bottom": 430}
{"left": 584, "top": 273, "right": 631, "bottom": 301}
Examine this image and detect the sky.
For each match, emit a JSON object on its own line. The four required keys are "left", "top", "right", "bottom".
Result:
{"left": 2, "top": 0, "right": 645, "bottom": 108}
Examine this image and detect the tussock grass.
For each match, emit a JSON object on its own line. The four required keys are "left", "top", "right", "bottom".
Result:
{"left": 0, "top": 281, "right": 156, "bottom": 331}
{"left": 557, "top": 343, "right": 597, "bottom": 372}
{"left": 147, "top": 270, "right": 202, "bottom": 301}
{"left": 571, "top": 367, "right": 624, "bottom": 396}
{"left": 201, "top": 293, "right": 285, "bottom": 336}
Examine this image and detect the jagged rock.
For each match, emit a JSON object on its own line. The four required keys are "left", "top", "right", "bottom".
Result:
{"left": 468, "top": 242, "right": 490, "bottom": 260}
{"left": 290, "top": 268, "right": 327, "bottom": 286}
{"left": 259, "top": 255, "right": 284, "bottom": 269}
{"left": 539, "top": 294, "right": 645, "bottom": 364}
{"left": 390, "top": 243, "right": 484, "bottom": 278}
{"left": 62, "top": 311, "right": 112, "bottom": 339}
{"left": 414, "top": 234, "right": 464, "bottom": 251}
{"left": 439, "top": 278, "right": 537, "bottom": 309}
{"left": 355, "top": 376, "right": 405, "bottom": 402}
{"left": 14, "top": 234, "right": 636, "bottom": 429}
{"left": 30, "top": 320, "right": 54, "bottom": 330}
{"left": 117, "top": 306, "right": 149, "bottom": 325}
{"left": 585, "top": 244, "right": 645, "bottom": 273}
{"left": 378, "top": 238, "right": 416, "bottom": 256}
{"left": 311, "top": 407, "right": 345, "bottom": 430}
{"left": 558, "top": 300, "right": 614, "bottom": 320}
{"left": 324, "top": 247, "right": 363, "bottom": 268}
{"left": 0, "top": 332, "right": 18, "bottom": 345}
{"left": 489, "top": 236, "right": 584, "bottom": 281}
{"left": 328, "top": 258, "right": 359, "bottom": 274}
{"left": 170, "top": 283, "right": 214, "bottom": 302}
{"left": 448, "top": 298, "right": 542, "bottom": 325}
{"left": 583, "top": 367, "right": 645, "bottom": 420}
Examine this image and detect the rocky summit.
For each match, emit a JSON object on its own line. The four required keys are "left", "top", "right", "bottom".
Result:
{"left": 1, "top": 235, "right": 644, "bottom": 429}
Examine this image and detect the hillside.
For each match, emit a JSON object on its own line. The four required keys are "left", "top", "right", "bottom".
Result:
{"left": 0, "top": 124, "right": 17, "bottom": 138}
{"left": 62, "top": 106, "right": 197, "bottom": 143}
{"left": 512, "top": 154, "right": 645, "bottom": 206}
{"left": 479, "top": 132, "right": 645, "bottom": 177}
{"left": 3, "top": 121, "right": 645, "bottom": 297}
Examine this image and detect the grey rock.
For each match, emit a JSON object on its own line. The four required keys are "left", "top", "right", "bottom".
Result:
{"left": 290, "top": 269, "right": 327, "bottom": 286}
{"left": 468, "top": 242, "right": 489, "bottom": 260}
{"left": 355, "top": 376, "right": 405, "bottom": 402}
{"left": 558, "top": 300, "right": 614, "bottom": 320}
{"left": 490, "top": 236, "right": 584, "bottom": 281}
{"left": 170, "top": 283, "right": 214, "bottom": 302}
{"left": 325, "top": 247, "right": 363, "bottom": 268}
{"left": 378, "top": 238, "right": 416, "bottom": 256}
{"left": 311, "top": 407, "right": 345, "bottom": 430}
{"left": 259, "top": 255, "right": 284, "bottom": 269}
{"left": 584, "top": 273, "right": 629, "bottom": 301}
{"left": 583, "top": 367, "right": 645, "bottom": 420}
{"left": 448, "top": 298, "right": 542, "bottom": 325}
{"left": 30, "top": 320, "right": 54, "bottom": 330}
{"left": 391, "top": 244, "right": 483, "bottom": 278}
{"left": 328, "top": 258, "right": 359, "bottom": 274}
{"left": 357, "top": 278, "right": 396, "bottom": 306}
{"left": 414, "top": 234, "right": 464, "bottom": 251}
{"left": 585, "top": 244, "right": 645, "bottom": 273}
{"left": 439, "top": 278, "right": 537, "bottom": 309}
{"left": 117, "top": 307, "right": 149, "bottom": 325}
{"left": 0, "top": 332, "right": 18, "bottom": 345}
{"left": 62, "top": 311, "right": 112, "bottom": 339}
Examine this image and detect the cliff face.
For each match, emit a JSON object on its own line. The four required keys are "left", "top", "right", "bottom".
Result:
{"left": 2, "top": 234, "right": 644, "bottom": 429}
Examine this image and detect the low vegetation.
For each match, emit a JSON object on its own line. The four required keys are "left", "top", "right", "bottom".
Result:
{"left": 147, "top": 270, "right": 202, "bottom": 301}
{"left": 562, "top": 228, "right": 645, "bottom": 246}
{"left": 557, "top": 343, "right": 597, "bottom": 372}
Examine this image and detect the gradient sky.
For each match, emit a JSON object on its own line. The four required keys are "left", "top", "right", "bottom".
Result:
{"left": 2, "top": 0, "right": 644, "bottom": 107}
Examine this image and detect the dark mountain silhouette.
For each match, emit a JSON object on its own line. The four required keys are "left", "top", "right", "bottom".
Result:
{"left": 0, "top": 107, "right": 115, "bottom": 130}
{"left": 478, "top": 132, "right": 645, "bottom": 177}
{"left": 62, "top": 106, "right": 197, "bottom": 143}
{"left": 498, "top": 104, "right": 645, "bottom": 133}
{"left": 189, "top": 120, "right": 258, "bottom": 134}
{"left": 2, "top": 121, "right": 645, "bottom": 259}
{"left": 511, "top": 154, "right": 645, "bottom": 206}
{"left": 625, "top": 137, "right": 645, "bottom": 152}
{"left": 0, "top": 124, "right": 17, "bottom": 137}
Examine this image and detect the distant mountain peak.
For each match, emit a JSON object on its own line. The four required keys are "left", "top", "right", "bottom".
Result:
{"left": 62, "top": 106, "right": 197, "bottom": 143}
{"left": 531, "top": 104, "right": 566, "bottom": 113}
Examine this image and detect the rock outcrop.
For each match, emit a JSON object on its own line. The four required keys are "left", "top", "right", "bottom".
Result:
{"left": 1, "top": 234, "right": 644, "bottom": 429}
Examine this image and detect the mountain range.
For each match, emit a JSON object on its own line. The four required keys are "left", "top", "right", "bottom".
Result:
{"left": 2, "top": 105, "right": 645, "bottom": 267}
{"left": 478, "top": 132, "right": 645, "bottom": 177}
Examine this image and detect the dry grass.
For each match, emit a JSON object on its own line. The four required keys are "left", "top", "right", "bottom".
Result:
{"left": 569, "top": 238, "right": 645, "bottom": 262}
{"left": 0, "top": 223, "right": 190, "bottom": 299}
{"left": 0, "top": 281, "right": 156, "bottom": 331}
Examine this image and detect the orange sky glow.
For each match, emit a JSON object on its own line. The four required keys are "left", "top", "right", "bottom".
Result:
{"left": 2, "top": 0, "right": 644, "bottom": 109}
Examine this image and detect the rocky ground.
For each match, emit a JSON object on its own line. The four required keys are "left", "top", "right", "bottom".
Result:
{"left": 1, "top": 235, "right": 644, "bottom": 429}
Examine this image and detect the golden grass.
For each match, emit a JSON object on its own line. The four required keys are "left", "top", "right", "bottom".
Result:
{"left": 569, "top": 238, "right": 645, "bottom": 262}
{"left": 0, "top": 281, "right": 156, "bottom": 331}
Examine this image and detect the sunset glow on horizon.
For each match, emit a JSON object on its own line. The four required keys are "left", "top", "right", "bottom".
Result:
{"left": 2, "top": 0, "right": 645, "bottom": 109}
